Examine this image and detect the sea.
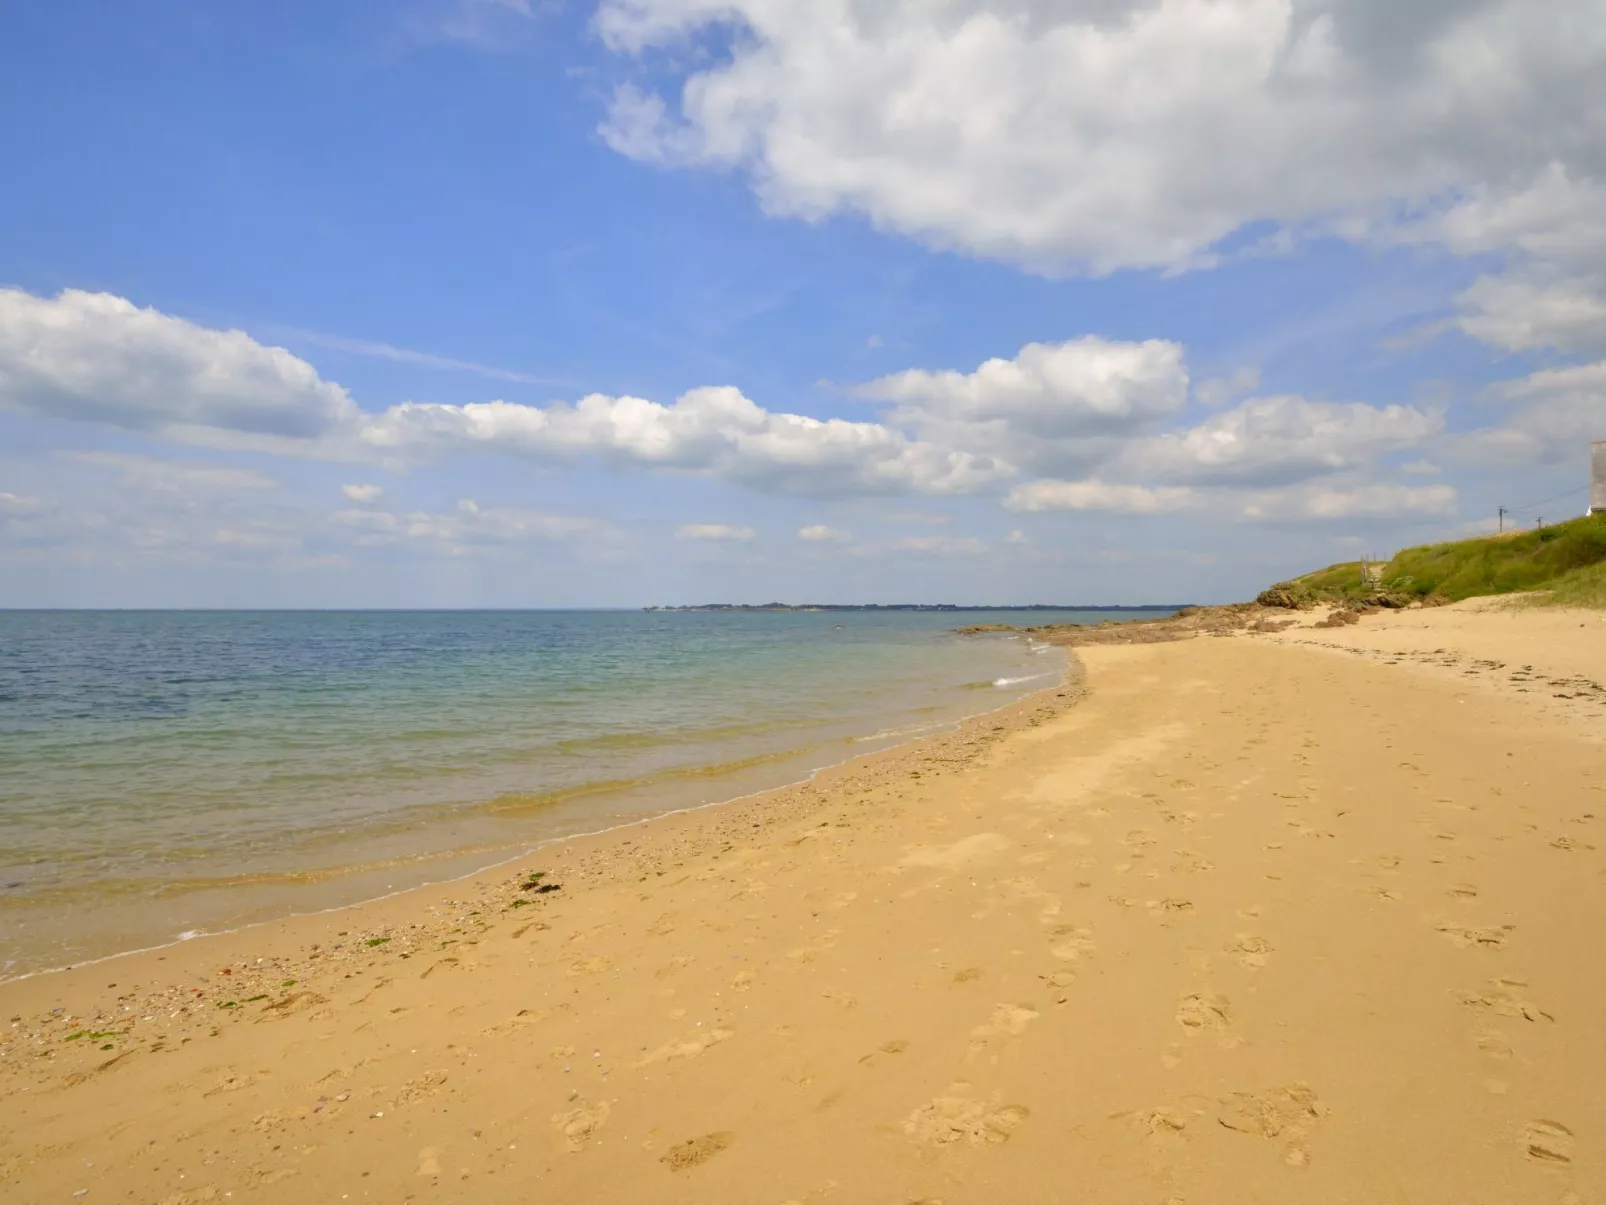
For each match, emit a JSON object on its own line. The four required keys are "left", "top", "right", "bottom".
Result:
{"left": 0, "top": 608, "right": 1172, "bottom": 978}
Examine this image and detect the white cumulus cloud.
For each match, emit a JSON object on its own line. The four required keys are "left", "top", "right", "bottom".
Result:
{"left": 402, "top": 499, "right": 618, "bottom": 550}
{"left": 1005, "top": 480, "right": 1200, "bottom": 515}
{"left": 1007, "top": 477, "right": 1456, "bottom": 522}
{"left": 676, "top": 522, "right": 757, "bottom": 541}
{"left": 0, "top": 288, "right": 1011, "bottom": 499}
{"left": 884, "top": 535, "right": 988, "bottom": 555}
{"left": 365, "top": 387, "right": 1009, "bottom": 496}
{"left": 0, "top": 288, "right": 1484, "bottom": 527}
{"left": 0, "top": 288, "right": 358, "bottom": 439}
{"left": 596, "top": 0, "right": 1606, "bottom": 275}
{"left": 857, "top": 336, "right": 1187, "bottom": 435}
{"left": 1116, "top": 395, "right": 1443, "bottom": 487}
{"left": 1392, "top": 164, "right": 1606, "bottom": 354}
{"left": 1237, "top": 483, "right": 1458, "bottom": 522}
{"left": 66, "top": 450, "right": 281, "bottom": 494}
{"left": 855, "top": 335, "right": 1188, "bottom": 477}
{"left": 798, "top": 524, "right": 851, "bottom": 541}
{"left": 1456, "top": 361, "right": 1606, "bottom": 466}
{"left": 1453, "top": 273, "right": 1606, "bottom": 354}
{"left": 0, "top": 491, "right": 45, "bottom": 515}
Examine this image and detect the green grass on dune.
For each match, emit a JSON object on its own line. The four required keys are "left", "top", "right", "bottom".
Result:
{"left": 1524, "top": 557, "right": 1606, "bottom": 608}
{"left": 1288, "top": 560, "right": 1369, "bottom": 596}
{"left": 1264, "top": 513, "right": 1606, "bottom": 607}
{"left": 1386, "top": 514, "right": 1606, "bottom": 602}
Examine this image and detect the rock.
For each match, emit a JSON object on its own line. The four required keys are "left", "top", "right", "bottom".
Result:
{"left": 1255, "top": 586, "right": 1312, "bottom": 610}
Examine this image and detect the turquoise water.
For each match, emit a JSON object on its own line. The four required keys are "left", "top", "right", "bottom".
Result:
{"left": 0, "top": 609, "right": 1163, "bottom": 976}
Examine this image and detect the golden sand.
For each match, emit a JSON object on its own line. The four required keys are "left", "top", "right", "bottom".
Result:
{"left": 4, "top": 602, "right": 1604, "bottom": 1203}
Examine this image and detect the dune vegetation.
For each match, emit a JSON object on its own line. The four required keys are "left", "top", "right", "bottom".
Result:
{"left": 1260, "top": 513, "right": 1606, "bottom": 608}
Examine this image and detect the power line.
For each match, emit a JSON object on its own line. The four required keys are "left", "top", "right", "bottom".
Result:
{"left": 1505, "top": 484, "right": 1589, "bottom": 514}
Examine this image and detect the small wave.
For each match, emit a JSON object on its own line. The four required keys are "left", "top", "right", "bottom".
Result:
{"left": 853, "top": 723, "right": 940, "bottom": 743}
{"left": 992, "top": 672, "right": 1053, "bottom": 688}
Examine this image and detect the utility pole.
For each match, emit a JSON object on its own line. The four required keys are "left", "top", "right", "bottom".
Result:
{"left": 1498, "top": 506, "right": 1507, "bottom": 532}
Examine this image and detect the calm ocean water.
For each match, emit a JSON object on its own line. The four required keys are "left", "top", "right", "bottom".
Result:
{"left": 0, "top": 608, "right": 1166, "bottom": 976}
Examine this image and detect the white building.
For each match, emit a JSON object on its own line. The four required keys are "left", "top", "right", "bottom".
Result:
{"left": 1595, "top": 440, "right": 1606, "bottom": 515}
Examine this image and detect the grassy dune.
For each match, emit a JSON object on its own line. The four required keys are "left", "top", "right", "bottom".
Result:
{"left": 1263, "top": 513, "right": 1606, "bottom": 608}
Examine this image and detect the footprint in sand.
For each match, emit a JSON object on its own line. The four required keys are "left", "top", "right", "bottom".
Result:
{"left": 858, "top": 1039, "right": 910, "bottom": 1066}
{"left": 1175, "top": 992, "right": 1232, "bottom": 1038}
{"left": 1218, "top": 1084, "right": 1324, "bottom": 1138}
{"left": 1217, "top": 1083, "right": 1326, "bottom": 1166}
{"left": 1147, "top": 898, "right": 1195, "bottom": 920}
{"left": 553, "top": 1098, "right": 610, "bottom": 1151}
{"left": 1131, "top": 1107, "right": 1190, "bottom": 1144}
{"left": 1460, "top": 978, "right": 1553, "bottom": 1022}
{"left": 416, "top": 1146, "right": 442, "bottom": 1177}
{"left": 1448, "top": 884, "right": 1480, "bottom": 900}
{"left": 1171, "top": 850, "right": 1215, "bottom": 874}
{"left": 1227, "top": 935, "right": 1272, "bottom": 968}
{"left": 731, "top": 970, "right": 756, "bottom": 991}
{"left": 952, "top": 967, "right": 984, "bottom": 984}
{"left": 660, "top": 1131, "right": 734, "bottom": 1171}
{"left": 1523, "top": 1119, "right": 1575, "bottom": 1163}
{"left": 966, "top": 1003, "right": 1039, "bottom": 1061}
{"left": 635, "top": 1027, "right": 734, "bottom": 1067}
{"left": 786, "top": 929, "right": 842, "bottom": 965}
{"left": 482, "top": 1009, "right": 548, "bottom": 1036}
{"left": 393, "top": 1070, "right": 448, "bottom": 1106}
{"left": 1048, "top": 925, "right": 1096, "bottom": 962}
{"left": 1474, "top": 1030, "right": 1514, "bottom": 1059}
{"left": 903, "top": 1084, "right": 1029, "bottom": 1147}
{"left": 256, "top": 991, "right": 326, "bottom": 1021}
{"left": 1435, "top": 922, "right": 1513, "bottom": 950}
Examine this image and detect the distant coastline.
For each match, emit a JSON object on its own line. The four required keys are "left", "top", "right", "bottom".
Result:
{"left": 643, "top": 603, "right": 1191, "bottom": 613}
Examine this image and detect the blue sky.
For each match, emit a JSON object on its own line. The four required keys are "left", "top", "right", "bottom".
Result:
{"left": 2, "top": 0, "right": 1602, "bottom": 606}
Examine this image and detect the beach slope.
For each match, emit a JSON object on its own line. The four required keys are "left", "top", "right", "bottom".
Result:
{"left": 4, "top": 603, "right": 1605, "bottom": 1203}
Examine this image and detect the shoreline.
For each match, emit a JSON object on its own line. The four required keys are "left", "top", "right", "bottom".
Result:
{"left": 0, "top": 628, "right": 1072, "bottom": 983}
{"left": 0, "top": 648, "right": 1085, "bottom": 996}
{"left": 7, "top": 601, "right": 1604, "bottom": 1203}
{"left": 0, "top": 648, "right": 1078, "bottom": 987}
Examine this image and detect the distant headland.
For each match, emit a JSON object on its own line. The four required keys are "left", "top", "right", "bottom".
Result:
{"left": 642, "top": 603, "right": 1190, "bottom": 613}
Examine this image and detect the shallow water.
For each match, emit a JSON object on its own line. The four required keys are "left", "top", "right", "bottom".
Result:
{"left": 0, "top": 608, "right": 1168, "bottom": 975}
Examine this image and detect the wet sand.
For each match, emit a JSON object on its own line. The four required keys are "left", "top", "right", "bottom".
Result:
{"left": 4, "top": 602, "right": 1605, "bottom": 1203}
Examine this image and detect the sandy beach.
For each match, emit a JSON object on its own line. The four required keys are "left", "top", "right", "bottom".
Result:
{"left": 4, "top": 601, "right": 1605, "bottom": 1204}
